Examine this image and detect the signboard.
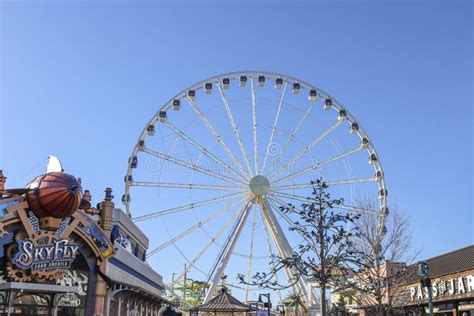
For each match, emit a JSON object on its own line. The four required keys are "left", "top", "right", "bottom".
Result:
{"left": 409, "top": 274, "right": 474, "bottom": 301}
{"left": 13, "top": 238, "right": 79, "bottom": 271}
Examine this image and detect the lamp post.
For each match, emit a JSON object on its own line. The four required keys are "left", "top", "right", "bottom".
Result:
{"left": 249, "top": 302, "right": 259, "bottom": 316}
{"left": 258, "top": 294, "right": 271, "bottom": 316}
{"left": 417, "top": 261, "right": 433, "bottom": 316}
{"left": 277, "top": 304, "right": 285, "bottom": 315}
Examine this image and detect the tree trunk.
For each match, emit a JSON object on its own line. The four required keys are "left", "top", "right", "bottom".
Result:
{"left": 320, "top": 281, "right": 326, "bottom": 316}
{"left": 377, "top": 291, "right": 383, "bottom": 316}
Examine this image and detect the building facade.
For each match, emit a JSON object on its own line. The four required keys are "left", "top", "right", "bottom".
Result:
{"left": 330, "top": 246, "right": 474, "bottom": 316}
{"left": 105, "top": 208, "right": 172, "bottom": 316}
{"left": 392, "top": 245, "right": 474, "bottom": 316}
{"left": 0, "top": 168, "right": 173, "bottom": 316}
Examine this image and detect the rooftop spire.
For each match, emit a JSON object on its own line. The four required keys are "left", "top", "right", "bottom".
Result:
{"left": 0, "top": 170, "right": 6, "bottom": 191}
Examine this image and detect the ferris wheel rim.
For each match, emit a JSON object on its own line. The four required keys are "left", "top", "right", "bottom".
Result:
{"left": 124, "top": 70, "right": 387, "bottom": 215}
{"left": 122, "top": 70, "right": 388, "bottom": 305}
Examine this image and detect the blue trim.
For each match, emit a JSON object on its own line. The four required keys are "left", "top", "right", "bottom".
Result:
{"left": 109, "top": 257, "right": 165, "bottom": 291}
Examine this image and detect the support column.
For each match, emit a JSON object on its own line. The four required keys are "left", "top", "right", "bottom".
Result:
{"left": 52, "top": 293, "right": 58, "bottom": 316}
{"left": 7, "top": 290, "right": 14, "bottom": 316}
{"left": 204, "top": 199, "right": 254, "bottom": 303}
{"left": 94, "top": 188, "right": 114, "bottom": 316}
{"left": 0, "top": 170, "right": 6, "bottom": 191}
{"left": 117, "top": 295, "right": 122, "bottom": 316}
{"left": 260, "top": 199, "right": 309, "bottom": 303}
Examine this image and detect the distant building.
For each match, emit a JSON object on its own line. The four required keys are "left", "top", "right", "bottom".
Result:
{"left": 330, "top": 261, "right": 407, "bottom": 315}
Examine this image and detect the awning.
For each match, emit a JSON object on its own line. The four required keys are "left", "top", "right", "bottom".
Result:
{"left": 0, "top": 282, "right": 79, "bottom": 294}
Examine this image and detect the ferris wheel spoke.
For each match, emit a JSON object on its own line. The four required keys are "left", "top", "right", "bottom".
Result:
{"left": 269, "top": 191, "right": 309, "bottom": 203}
{"left": 216, "top": 82, "right": 254, "bottom": 177}
{"left": 163, "top": 121, "right": 249, "bottom": 182}
{"left": 269, "top": 195, "right": 349, "bottom": 242}
{"left": 147, "top": 197, "right": 245, "bottom": 258}
{"left": 251, "top": 78, "right": 259, "bottom": 175}
{"left": 259, "top": 198, "right": 308, "bottom": 301}
{"left": 269, "top": 192, "right": 378, "bottom": 216}
{"left": 268, "top": 101, "right": 317, "bottom": 176}
{"left": 335, "top": 204, "right": 379, "bottom": 216}
{"left": 272, "top": 176, "right": 378, "bottom": 191}
{"left": 185, "top": 97, "right": 250, "bottom": 179}
{"left": 266, "top": 196, "right": 313, "bottom": 246}
{"left": 142, "top": 147, "right": 247, "bottom": 186}
{"left": 268, "top": 195, "right": 305, "bottom": 224}
{"left": 173, "top": 244, "right": 210, "bottom": 279}
{"left": 130, "top": 181, "right": 246, "bottom": 191}
{"left": 270, "top": 120, "right": 343, "bottom": 180}
{"left": 262, "top": 82, "right": 287, "bottom": 175}
{"left": 245, "top": 205, "right": 258, "bottom": 302}
{"left": 132, "top": 192, "right": 244, "bottom": 222}
{"left": 273, "top": 145, "right": 363, "bottom": 185}
{"left": 168, "top": 205, "right": 243, "bottom": 289}
{"left": 266, "top": 196, "right": 299, "bottom": 226}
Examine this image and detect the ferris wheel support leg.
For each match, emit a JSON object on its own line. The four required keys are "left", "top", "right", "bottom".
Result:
{"left": 203, "top": 199, "right": 254, "bottom": 303}
{"left": 260, "top": 198, "right": 310, "bottom": 304}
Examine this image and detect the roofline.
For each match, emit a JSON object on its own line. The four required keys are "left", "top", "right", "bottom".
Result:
{"left": 396, "top": 244, "right": 474, "bottom": 286}
{"left": 424, "top": 244, "right": 474, "bottom": 262}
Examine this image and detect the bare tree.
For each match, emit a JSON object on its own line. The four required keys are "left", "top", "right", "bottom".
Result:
{"left": 238, "top": 179, "right": 365, "bottom": 316}
{"left": 339, "top": 200, "right": 418, "bottom": 316}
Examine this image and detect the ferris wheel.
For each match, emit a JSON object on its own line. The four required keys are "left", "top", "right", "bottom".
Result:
{"left": 122, "top": 71, "right": 388, "bottom": 306}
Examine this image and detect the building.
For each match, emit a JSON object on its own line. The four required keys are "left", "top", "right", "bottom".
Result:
{"left": 330, "top": 261, "right": 408, "bottom": 315}
{"left": 0, "top": 168, "right": 173, "bottom": 316}
{"left": 105, "top": 208, "right": 172, "bottom": 315}
{"left": 391, "top": 245, "right": 474, "bottom": 316}
{"left": 330, "top": 245, "right": 474, "bottom": 316}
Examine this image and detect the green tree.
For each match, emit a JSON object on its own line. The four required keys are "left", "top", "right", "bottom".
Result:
{"left": 330, "top": 296, "right": 348, "bottom": 316}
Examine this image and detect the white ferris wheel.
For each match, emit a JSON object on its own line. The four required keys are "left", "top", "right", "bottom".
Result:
{"left": 122, "top": 71, "right": 388, "bottom": 306}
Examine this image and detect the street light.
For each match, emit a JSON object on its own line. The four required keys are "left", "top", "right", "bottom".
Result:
{"left": 417, "top": 261, "right": 433, "bottom": 316}
{"left": 258, "top": 294, "right": 271, "bottom": 316}
{"left": 249, "top": 302, "right": 259, "bottom": 315}
{"left": 276, "top": 304, "right": 285, "bottom": 315}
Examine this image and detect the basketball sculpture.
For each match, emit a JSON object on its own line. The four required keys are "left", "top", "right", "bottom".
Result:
{"left": 26, "top": 172, "right": 83, "bottom": 219}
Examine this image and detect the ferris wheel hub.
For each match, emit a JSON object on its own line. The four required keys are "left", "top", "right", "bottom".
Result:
{"left": 249, "top": 175, "right": 270, "bottom": 196}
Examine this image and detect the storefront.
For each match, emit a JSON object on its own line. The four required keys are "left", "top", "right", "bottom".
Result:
{"left": 105, "top": 207, "right": 174, "bottom": 316}
{"left": 392, "top": 245, "right": 474, "bottom": 316}
{"left": 0, "top": 165, "right": 177, "bottom": 316}
{"left": 0, "top": 169, "right": 115, "bottom": 316}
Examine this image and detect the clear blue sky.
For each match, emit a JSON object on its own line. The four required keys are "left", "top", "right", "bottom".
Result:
{"left": 1, "top": 0, "right": 472, "bottom": 280}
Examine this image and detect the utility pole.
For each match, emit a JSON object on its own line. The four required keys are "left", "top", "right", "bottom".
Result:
{"left": 417, "top": 261, "right": 433, "bottom": 316}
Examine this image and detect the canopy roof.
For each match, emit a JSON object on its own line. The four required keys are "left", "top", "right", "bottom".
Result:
{"left": 195, "top": 288, "right": 249, "bottom": 312}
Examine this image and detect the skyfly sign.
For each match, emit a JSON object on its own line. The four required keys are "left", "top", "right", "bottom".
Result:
{"left": 13, "top": 238, "right": 79, "bottom": 271}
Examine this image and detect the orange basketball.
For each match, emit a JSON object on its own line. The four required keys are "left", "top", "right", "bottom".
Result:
{"left": 26, "top": 172, "right": 83, "bottom": 219}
